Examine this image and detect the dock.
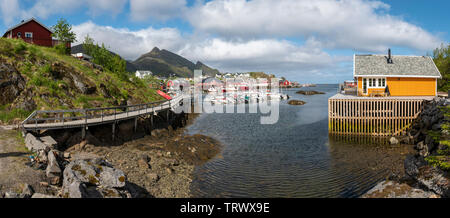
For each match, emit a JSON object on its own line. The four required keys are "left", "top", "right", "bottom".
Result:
{"left": 328, "top": 94, "right": 434, "bottom": 136}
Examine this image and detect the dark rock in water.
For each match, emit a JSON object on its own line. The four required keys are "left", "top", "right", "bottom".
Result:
{"left": 288, "top": 100, "right": 306, "bottom": 105}
{"left": 296, "top": 90, "right": 325, "bottom": 95}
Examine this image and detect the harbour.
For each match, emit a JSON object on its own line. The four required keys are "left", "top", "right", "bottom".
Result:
{"left": 186, "top": 84, "right": 413, "bottom": 198}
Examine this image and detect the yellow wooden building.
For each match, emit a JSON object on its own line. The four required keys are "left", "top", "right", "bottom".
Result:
{"left": 354, "top": 49, "right": 441, "bottom": 97}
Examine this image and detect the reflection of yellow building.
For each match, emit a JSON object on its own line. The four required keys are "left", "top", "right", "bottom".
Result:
{"left": 354, "top": 50, "right": 441, "bottom": 97}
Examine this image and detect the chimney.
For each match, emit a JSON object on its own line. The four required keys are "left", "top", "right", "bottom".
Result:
{"left": 387, "top": 48, "right": 393, "bottom": 64}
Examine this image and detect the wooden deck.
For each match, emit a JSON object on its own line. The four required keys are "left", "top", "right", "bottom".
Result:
{"left": 21, "top": 94, "right": 186, "bottom": 131}
{"left": 328, "top": 94, "right": 432, "bottom": 136}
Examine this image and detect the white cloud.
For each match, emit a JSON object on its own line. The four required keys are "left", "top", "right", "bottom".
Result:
{"left": 179, "top": 38, "right": 334, "bottom": 73}
{"left": 187, "top": 0, "right": 442, "bottom": 52}
{"left": 0, "top": 0, "right": 23, "bottom": 25}
{"left": 130, "top": 0, "right": 187, "bottom": 21}
{"left": 26, "top": 0, "right": 83, "bottom": 19}
{"left": 71, "top": 21, "right": 343, "bottom": 83}
{"left": 72, "top": 21, "right": 186, "bottom": 60}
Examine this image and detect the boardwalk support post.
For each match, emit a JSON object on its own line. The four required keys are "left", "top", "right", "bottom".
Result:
{"left": 167, "top": 110, "right": 170, "bottom": 123}
{"left": 134, "top": 117, "right": 138, "bottom": 133}
{"left": 112, "top": 122, "right": 116, "bottom": 141}
{"left": 150, "top": 114, "right": 154, "bottom": 134}
{"left": 81, "top": 125, "right": 86, "bottom": 140}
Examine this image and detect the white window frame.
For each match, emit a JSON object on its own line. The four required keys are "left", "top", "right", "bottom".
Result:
{"left": 365, "top": 77, "right": 386, "bottom": 89}
{"left": 25, "top": 32, "right": 33, "bottom": 38}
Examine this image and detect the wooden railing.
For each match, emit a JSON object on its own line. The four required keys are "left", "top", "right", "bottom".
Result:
{"left": 21, "top": 94, "right": 186, "bottom": 131}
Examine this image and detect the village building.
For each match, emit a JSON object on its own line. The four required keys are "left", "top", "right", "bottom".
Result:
{"left": 2, "top": 18, "right": 70, "bottom": 48}
{"left": 135, "top": 70, "right": 153, "bottom": 78}
{"left": 354, "top": 49, "right": 441, "bottom": 97}
{"left": 71, "top": 52, "right": 92, "bottom": 61}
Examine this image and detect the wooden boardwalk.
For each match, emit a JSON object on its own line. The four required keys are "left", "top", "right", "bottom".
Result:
{"left": 21, "top": 94, "right": 186, "bottom": 132}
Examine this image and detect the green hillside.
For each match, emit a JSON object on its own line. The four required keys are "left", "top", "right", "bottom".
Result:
{"left": 132, "top": 47, "right": 219, "bottom": 78}
{"left": 195, "top": 61, "right": 220, "bottom": 77}
{"left": 0, "top": 38, "right": 162, "bottom": 124}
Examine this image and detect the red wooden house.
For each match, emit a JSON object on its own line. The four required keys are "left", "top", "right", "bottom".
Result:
{"left": 2, "top": 18, "right": 69, "bottom": 48}
{"left": 280, "top": 80, "right": 291, "bottom": 86}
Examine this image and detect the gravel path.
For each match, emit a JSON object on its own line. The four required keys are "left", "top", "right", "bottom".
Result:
{"left": 0, "top": 128, "right": 52, "bottom": 195}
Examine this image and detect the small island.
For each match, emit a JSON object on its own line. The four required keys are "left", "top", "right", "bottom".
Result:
{"left": 288, "top": 100, "right": 306, "bottom": 105}
{"left": 296, "top": 90, "right": 325, "bottom": 95}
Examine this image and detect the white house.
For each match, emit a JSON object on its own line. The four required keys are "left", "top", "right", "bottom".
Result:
{"left": 135, "top": 70, "right": 153, "bottom": 78}
{"left": 71, "top": 53, "right": 92, "bottom": 61}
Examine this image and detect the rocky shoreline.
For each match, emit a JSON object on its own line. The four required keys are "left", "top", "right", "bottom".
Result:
{"left": 0, "top": 113, "right": 222, "bottom": 198}
{"left": 362, "top": 97, "right": 450, "bottom": 198}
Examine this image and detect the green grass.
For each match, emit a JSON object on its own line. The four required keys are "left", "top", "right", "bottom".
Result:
{"left": 425, "top": 155, "right": 450, "bottom": 171}
{"left": 0, "top": 37, "right": 163, "bottom": 124}
{"left": 0, "top": 106, "right": 31, "bottom": 123}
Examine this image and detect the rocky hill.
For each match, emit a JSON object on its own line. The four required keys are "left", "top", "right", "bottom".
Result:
{"left": 0, "top": 38, "right": 162, "bottom": 124}
{"left": 132, "top": 47, "right": 219, "bottom": 78}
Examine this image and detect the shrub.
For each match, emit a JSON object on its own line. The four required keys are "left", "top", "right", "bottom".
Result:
{"left": 0, "top": 38, "right": 13, "bottom": 55}
{"left": 425, "top": 155, "right": 450, "bottom": 171}
{"left": 14, "top": 42, "right": 27, "bottom": 54}
{"left": 54, "top": 43, "right": 68, "bottom": 55}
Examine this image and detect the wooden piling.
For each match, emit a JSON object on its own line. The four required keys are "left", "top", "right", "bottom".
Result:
{"left": 81, "top": 125, "right": 86, "bottom": 140}
{"left": 329, "top": 95, "right": 426, "bottom": 136}
{"left": 112, "top": 122, "right": 116, "bottom": 141}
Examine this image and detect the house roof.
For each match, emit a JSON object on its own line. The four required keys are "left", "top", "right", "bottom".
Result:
{"left": 3, "top": 18, "right": 53, "bottom": 37}
{"left": 354, "top": 54, "right": 441, "bottom": 78}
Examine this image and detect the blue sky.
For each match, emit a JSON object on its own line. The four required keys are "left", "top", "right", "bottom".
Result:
{"left": 1, "top": 0, "right": 448, "bottom": 83}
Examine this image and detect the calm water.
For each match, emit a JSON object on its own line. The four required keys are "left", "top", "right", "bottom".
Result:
{"left": 186, "top": 84, "right": 411, "bottom": 198}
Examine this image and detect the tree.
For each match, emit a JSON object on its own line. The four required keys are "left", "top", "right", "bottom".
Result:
{"left": 82, "top": 34, "right": 95, "bottom": 56}
{"left": 52, "top": 18, "right": 76, "bottom": 54}
{"left": 432, "top": 43, "right": 450, "bottom": 92}
{"left": 81, "top": 37, "right": 129, "bottom": 81}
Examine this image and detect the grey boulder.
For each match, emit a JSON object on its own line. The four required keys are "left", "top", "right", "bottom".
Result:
{"left": 25, "top": 133, "right": 49, "bottom": 152}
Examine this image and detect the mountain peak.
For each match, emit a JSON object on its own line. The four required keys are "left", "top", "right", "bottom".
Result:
{"left": 150, "top": 47, "right": 160, "bottom": 53}
{"left": 132, "top": 47, "right": 220, "bottom": 77}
